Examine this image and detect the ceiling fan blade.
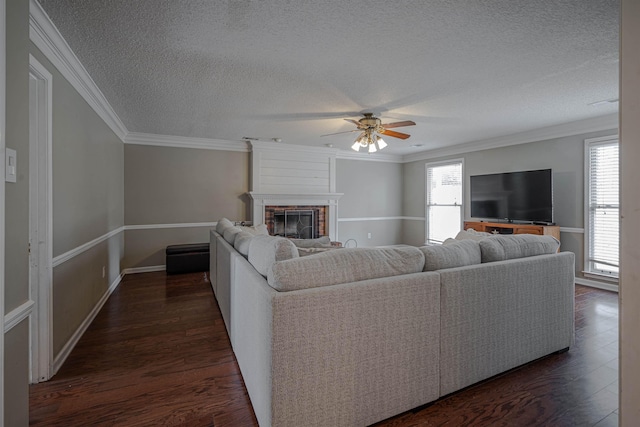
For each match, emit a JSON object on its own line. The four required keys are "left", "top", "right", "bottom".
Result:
{"left": 345, "top": 119, "right": 361, "bottom": 127}
{"left": 382, "top": 120, "right": 416, "bottom": 129}
{"left": 321, "top": 129, "right": 361, "bottom": 137}
{"left": 379, "top": 129, "right": 411, "bottom": 140}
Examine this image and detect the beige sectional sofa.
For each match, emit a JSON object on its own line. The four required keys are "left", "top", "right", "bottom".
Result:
{"left": 210, "top": 219, "right": 575, "bottom": 427}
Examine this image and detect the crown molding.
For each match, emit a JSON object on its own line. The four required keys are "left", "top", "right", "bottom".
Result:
{"left": 402, "top": 113, "right": 619, "bottom": 163}
{"left": 29, "top": 0, "right": 128, "bottom": 141}
{"left": 336, "top": 150, "right": 403, "bottom": 163}
{"left": 125, "top": 132, "right": 250, "bottom": 152}
{"left": 249, "top": 140, "right": 340, "bottom": 155}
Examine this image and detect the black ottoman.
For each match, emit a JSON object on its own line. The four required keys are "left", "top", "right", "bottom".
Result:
{"left": 165, "top": 243, "right": 210, "bottom": 274}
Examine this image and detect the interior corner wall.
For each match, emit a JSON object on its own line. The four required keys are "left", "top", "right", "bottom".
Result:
{"left": 4, "top": 0, "right": 31, "bottom": 424}
{"left": 620, "top": 0, "right": 640, "bottom": 424}
{"left": 29, "top": 45, "right": 125, "bottom": 359}
{"left": 336, "top": 159, "right": 403, "bottom": 247}
{"left": 123, "top": 144, "right": 249, "bottom": 269}
{"left": 402, "top": 128, "right": 618, "bottom": 279}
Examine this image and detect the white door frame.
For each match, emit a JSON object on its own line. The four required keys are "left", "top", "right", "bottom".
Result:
{"left": 28, "top": 54, "right": 53, "bottom": 383}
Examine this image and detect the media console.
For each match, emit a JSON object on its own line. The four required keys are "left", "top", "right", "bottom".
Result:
{"left": 464, "top": 221, "right": 561, "bottom": 242}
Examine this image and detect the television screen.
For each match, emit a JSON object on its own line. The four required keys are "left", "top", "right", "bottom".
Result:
{"left": 470, "top": 169, "right": 553, "bottom": 223}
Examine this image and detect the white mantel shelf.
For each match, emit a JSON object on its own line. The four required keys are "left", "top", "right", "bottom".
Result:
{"left": 248, "top": 192, "right": 343, "bottom": 203}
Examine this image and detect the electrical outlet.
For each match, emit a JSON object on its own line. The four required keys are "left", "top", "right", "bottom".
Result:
{"left": 102, "top": 266, "right": 106, "bottom": 278}
{"left": 367, "top": 232, "right": 372, "bottom": 239}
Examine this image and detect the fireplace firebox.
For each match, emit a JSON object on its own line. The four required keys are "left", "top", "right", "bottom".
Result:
{"left": 264, "top": 205, "right": 326, "bottom": 238}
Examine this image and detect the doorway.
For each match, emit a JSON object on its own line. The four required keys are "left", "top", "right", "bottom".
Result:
{"left": 28, "top": 55, "right": 53, "bottom": 383}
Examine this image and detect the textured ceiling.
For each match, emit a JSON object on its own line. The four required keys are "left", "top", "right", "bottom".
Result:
{"left": 37, "top": 0, "right": 619, "bottom": 155}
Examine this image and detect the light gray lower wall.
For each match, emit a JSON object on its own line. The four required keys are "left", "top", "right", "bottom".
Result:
{"left": 336, "top": 159, "right": 403, "bottom": 246}
{"left": 124, "top": 144, "right": 249, "bottom": 268}
{"left": 124, "top": 227, "right": 214, "bottom": 269}
{"left": 4, "top": 321, "right": 30, "bottom": 427}
{"left": 402, "top": 128, "right": 618, "bottom": 279}
{"left": 52, "top": 233, "right": 124, "bottom": 356}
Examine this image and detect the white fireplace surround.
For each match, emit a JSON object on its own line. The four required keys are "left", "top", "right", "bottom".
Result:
{"left": 248, "top": 192, "right": 342, "bottom": 241}
{"left": 248, "top": 141, "right": 343, "bottom": 241}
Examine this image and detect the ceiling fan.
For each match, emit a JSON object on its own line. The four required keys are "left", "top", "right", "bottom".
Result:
{"left": 322, "top": 113, "right": 416, "bottom": 153}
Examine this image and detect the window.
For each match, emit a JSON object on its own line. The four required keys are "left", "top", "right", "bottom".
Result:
{"left": 585, "top": 136, "right": 619, "bottom": 278}
{"left": 425, "top": 160, "right": 463, "bottom": 244}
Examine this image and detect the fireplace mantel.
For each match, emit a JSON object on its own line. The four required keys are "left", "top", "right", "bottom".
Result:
{"left": 248, "top": 192, "right": 343, "bottom": 241}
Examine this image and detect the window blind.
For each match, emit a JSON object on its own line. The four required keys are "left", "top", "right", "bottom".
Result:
{"left": 587, "top": 141, "right": 619, "bottom": 276}
{"left": 426, "top": 161, "right": 463, "bottom": 244}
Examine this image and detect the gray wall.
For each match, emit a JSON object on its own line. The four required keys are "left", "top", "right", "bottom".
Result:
{"left": 123, "top": 144, "right": 249, "bottom": 269}
{"left": 337, "top": 159, "right": 403, "bottom": 247}
{"left": 30, "top": 44, "right": 125, "bottom": 361}
{"left": 4, "top": 0, "right": 30, "bottom": 424}
{"left": 620, "top": 1, "right": 640, "bottom": 422}
{"left": 402, "top": 129, "right": 618, "bottom": 278}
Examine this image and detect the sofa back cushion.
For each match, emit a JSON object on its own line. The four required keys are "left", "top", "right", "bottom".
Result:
{"left": 216, "top": 217, "right": 234, "bottom": 235}
{"left": 479, "top": 234, "right": 560, "bottom": 263}
{"left": 233, "top": 231, "right": 254, "bottom": 257}
{"left": 419, "top": 239, "right": 481, "bottom": 271}
{"left": 248, "top": 235, "right": 299, "bottom": 277}
{"left": 267, "top": 246, "right": 425, "bottom": 291}
{"left": 223, "top": 226, "right": 243, "bottom": 245}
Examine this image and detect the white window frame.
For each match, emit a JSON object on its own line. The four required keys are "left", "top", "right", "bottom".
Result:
{"left": 584, "top": 135, "right": 619, "bottom": 281}
{"left": 425, "top": 159, "right": 464, "bottom": 245}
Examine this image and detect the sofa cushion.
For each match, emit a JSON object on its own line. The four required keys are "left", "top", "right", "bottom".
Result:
{"left": 289, "top": 236, "right": 332, "bottom": 248}
{"left": 296, "top": 246, "right": 340, "bottom": 257}
{"left": 267, "top": 246, "right": 425, "bottom": 291}
{"left": 454, "top": 229, "right": 492, "bottom": 241}
{"left": 233, "top": 231, "right": 254, "bottom": 257}
{"left": 223, "top": 226, "right": 242, "bottom": 245}
{"left": 419, "top": 239, "right": 481, "bottom": 271}
{"left": 248, "top": 235, "right": 299, "bottom": 277}
{"left": 216, "top": 217, "right": 234, "bottom": 235}
{"left": 479, "top": 234, "right": 560, "bottom": 263}
{"left": 238, "top": 223, "right": 269, "bottom": 236}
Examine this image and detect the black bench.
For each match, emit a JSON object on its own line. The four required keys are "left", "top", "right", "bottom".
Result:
{"left": 165, "top": 243, "right": 210, "bottom": 275}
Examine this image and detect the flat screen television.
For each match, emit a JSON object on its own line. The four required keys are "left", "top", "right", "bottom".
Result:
{"left": 470, "top": 169, "right": 553, "bottom": 224}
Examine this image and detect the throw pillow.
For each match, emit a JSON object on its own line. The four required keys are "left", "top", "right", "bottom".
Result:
{"left": 289, "top": 236, "right": 332, "bottom": 248}
{"left": 238, "top": 223, "right": 269, "bottom": 236}
{"left": 248, "top": 235, "right": 299, "bottom": 277}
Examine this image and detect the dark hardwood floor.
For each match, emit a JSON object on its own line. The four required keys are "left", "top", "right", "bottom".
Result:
{"left": 29, "top": 272, "right": 619, "bottom": 427}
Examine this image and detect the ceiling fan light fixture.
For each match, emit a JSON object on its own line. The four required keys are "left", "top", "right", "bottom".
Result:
{"left": 376, "top": 135, "right": 387, "bottom": 150}
{"left": 368, "top": 142, "right": 377, "bottom": 153}
{"left": 351, "top": 141, "right": 361, "bottom": 151}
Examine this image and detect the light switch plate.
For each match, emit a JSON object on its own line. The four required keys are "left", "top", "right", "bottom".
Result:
{"left": 6, "top": 148, "right": 16, "bottom": 183}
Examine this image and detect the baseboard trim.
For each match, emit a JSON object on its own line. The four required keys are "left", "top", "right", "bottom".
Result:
{"left": 122, "top": 265, "right": 166, "bottom": 275}
{"left": 53, "top": 273, "right": 123, "bottom": 374}
{"left": 575, "top": 277, "right": 619, "bottom": 293}
{"left": 4, "top": 299, "right": 35, "bottom": 333}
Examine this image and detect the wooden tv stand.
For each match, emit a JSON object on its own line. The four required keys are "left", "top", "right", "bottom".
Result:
{"left": 464, "top": 221, "right": 560, "bottom": 241}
